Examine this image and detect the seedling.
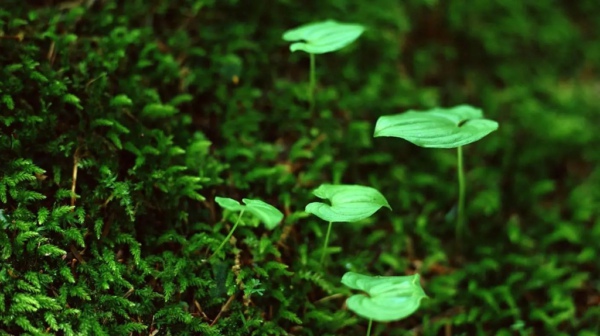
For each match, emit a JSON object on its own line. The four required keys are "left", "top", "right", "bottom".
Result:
{"left": 282, "top": 20, "right": 365, "bottom": 113}
{"left": 211, "top": 197, "right": 283, "bottom": 259}
{"left": 305, "top": 184, "right": 390, "bottom": 265}
{"left": 374, "top": 105, "right": 498, "bottom": 240}
{"left": 341, "top": 272, "right": 427, "bottom": 336}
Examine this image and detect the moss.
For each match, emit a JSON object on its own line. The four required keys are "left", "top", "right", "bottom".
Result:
{"left": 1, "top": 1, "right": 599, "bottom": 335}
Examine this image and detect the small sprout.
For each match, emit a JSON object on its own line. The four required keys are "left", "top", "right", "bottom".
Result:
{"left": 211, "top": 197, "right": 283, "bottom": 259}
{"left": 282, "top": 20, "right": 365, "bottom": 113}
{"left": 282, "top": 20, "right": 365, "bottom": 54}
{"left": 341, "top": 272, "right": 427, "bottom": 325}
{"left": 305, "top": 184, "right": 390, "bottom": 265}
{"left": 374, "top": 105, "right": 499, "bottom": 240}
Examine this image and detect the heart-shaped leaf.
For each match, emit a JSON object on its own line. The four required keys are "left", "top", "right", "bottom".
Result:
{"left": 341, "top": 272, "right": 427, "bottom": 322}
{"left": 215, "top": 197, "right": 245, "bottom": 212}
{"left": 282, "top": 20, "right": 365, "bottom": 54}
{"left": 242, "top": 198, "right": 284, "bottom": 230}
{"left": 374, "top": 105, "right": 499, "bottom": 148}
{"left": 305, "top": 184, "right": 390, "bottom": 222}
{"left": 214, "top": 197, "right": 283, "bottom": 230}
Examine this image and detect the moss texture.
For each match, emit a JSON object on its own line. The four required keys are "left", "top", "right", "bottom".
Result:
{"left": 1, "top": 1, "right": 599, "bottom": 335}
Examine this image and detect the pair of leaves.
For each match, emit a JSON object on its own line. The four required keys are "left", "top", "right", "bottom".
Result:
{"left": 374, "top": 105, "right": 499, "bottom": 148}
{"left": 215, "top": 197, "right": 283, "bottom": 230}
{"left": 342, "top": 272, "right": 427, "bottom": 322}
{"left": 283, "top": 20, "right": 365, "bottom": 54}
{"left": 305, "top": 187, "right": 425, "bottom": 322}
{"left": 305, "top": 184, "right": 390, "bottom": 222}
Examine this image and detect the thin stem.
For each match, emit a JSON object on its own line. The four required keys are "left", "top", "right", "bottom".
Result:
{"left": 309, "top": 53, "right": 316, "bottom": 113}
{"left": 320, "top": 221, "right": 333, "bottom": 266}
{"left": 210, "top": 210, "right": 245, "bottom": 259}
{"left": 456, "top": 146, "right": 466, "bottom": 240}
{"left": 366, "top": 319, "right": 373, "bottom": 336}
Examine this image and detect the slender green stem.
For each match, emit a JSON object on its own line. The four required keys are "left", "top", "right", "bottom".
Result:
{"left": 210, "top": 210, "right": 245, "bottom": 259}
{"left": 366, "top": 319, "right": 372, "bottom": 336}
{"left": 309, "top": 53, "right": 316, "bottom": 113}
{"left": 320, "top": 221, "right": 333, "bottom": 266}
{"left": 456, "top": 146, "right": 466, "bottom": 240}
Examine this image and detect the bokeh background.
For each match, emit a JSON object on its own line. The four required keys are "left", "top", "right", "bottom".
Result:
{"left": 1, "top": 1, "right": 599, "bottom": 335}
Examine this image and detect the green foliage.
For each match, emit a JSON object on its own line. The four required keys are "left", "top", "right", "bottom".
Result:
{"left": 215, "top": 197, "right": 284, "bottom": 229}
{"left": 305, "top": 184, "right": 390, "bottom": 266}
{"left": 374, "top": 105, "right": 499, "bottom": 148}
{"left": 211, "top": 196, "right": 283, "bottom": 259}
{"left": 283, "top": 20, "right": 365, "bottom": 54}
{"left": 305, "top": 184, "right": 391, "bottom": 222}
{"left": 342, "top": 272, "right": 427, "bottom": 322}
{"left": 1, "top": 0, "right": 599, "bottom": 335}
{"left": 374, "top": 105, "right": 499, "bottom": 240}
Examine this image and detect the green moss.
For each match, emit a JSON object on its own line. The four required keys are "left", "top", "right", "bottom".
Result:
{"left": 1, "top": 1, "right": 599, "bottom": 335}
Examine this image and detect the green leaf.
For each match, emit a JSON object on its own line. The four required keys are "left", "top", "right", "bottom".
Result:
{"left": 242, "top": 198, "right": 284, "bottom": 230}
{"left": 215, "top": 197, "right": 245, "bottom": 212}
{"left": 374, "top": 105, "right": 499, "bottom": 148}
{"left": 341, "top": 272, "right": 427, "bottom": 322}
{"left": 305, "top": 184, "right": 390, "bottom": 222}
{"left": 215, "top": 197, "right": 283, "bottom": 229}
{"left": 282, "top": 20, "right": 365, "bottom": 54}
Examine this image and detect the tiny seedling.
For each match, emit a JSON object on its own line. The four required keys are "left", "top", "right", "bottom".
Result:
{"left": 305, "top": 184, "right": 390, "bottom": 265}
{"left": 341, "top": 272, "right": 427, "bottom": 336}
{"left": 282, "top": 20, "right": 365, "bottom": 113}
{"left": 374, "top": 105, "right": 498, "bottom": 240}
{"left": 211, "top": 196, "right": 283, "bottom": 259}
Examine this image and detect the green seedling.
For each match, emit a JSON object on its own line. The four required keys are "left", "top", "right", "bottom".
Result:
{"left": 341, "top": 272, "right": 427, "bottom": 336}
{"left": 305, "top": 184, "right": 390, "bottom": 266}
{"left": 211, "top": 197, "right": 283, "bottom": 259}
{"left": 282, "top": 20, "right": 365, "bottom": 113}
{"left": 374, "top": 105, "right": 498, "bottom": 240}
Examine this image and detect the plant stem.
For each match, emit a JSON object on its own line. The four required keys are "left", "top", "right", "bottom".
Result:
{"left": 320, "top": 221, "right": 333, "bottom": 266}
{"left": 366, "top": 319, "right": 372, "bottom": 336}
{"left": 309, "top": 53, "right": 316, "bottom": 113}
{"left": 456, "top": 146, "right": 466, "bottom": 240}
{"left": 210, "top": 210, "right": 245, "bottom": 259}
